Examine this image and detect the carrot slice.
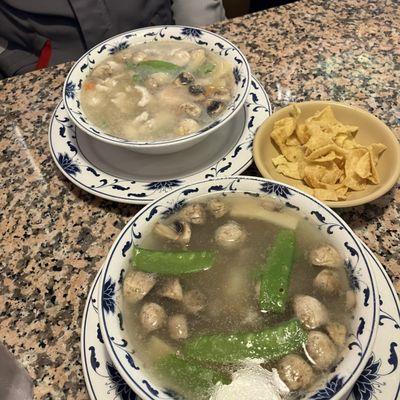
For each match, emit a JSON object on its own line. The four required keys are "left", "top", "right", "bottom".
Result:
{"left": 84, "top": 82, "right": 96, "bottom": 90}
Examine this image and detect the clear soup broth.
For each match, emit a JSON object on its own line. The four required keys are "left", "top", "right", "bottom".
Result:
{"left": 122, "top": 195, "right": 354, "bottom": 399}
{"left": 81, "top": 41, "right": 235, "bottom": 142}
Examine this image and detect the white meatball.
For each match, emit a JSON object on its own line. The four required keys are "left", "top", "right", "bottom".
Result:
{"left": 215, "top": 221, "right": 247, "bottom": 250}
{"left": 313, "top": 269, "right": 341, "bottom": 296}
{"left": 123, "top": 271, "right": 156, "bottom": 303}
{"left": 309, "top": 245, "right": 342, "bottom": 268}
{"left": 207, "top": 198, "right": 228, "bottom": 218}
{"left": 168, "top": 314, "right": 189, "bottom": 340}
{"left": 180, "top": 204, "right": 206, "bottom": 225}
{"left": 306, "top": 331, "right": 338, "bottom": 370}
{"left": 293, "top": 295, "right": 329, "bottom": 329}
{"left": 277, "top": 354, "right": 314, "bottom": 391}
{"left": 139, "top": 303, "right": 167, "bottom": 332}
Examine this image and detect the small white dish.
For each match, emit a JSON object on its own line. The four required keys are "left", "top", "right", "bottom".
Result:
{"left": 80, "top": 241, "right": 400, "bottom": 400}
{"left": 50, "top": 76, "right": 271, "bottom": 204}
{"left": 63, "top": 25, "right": 251, "bottom": 154}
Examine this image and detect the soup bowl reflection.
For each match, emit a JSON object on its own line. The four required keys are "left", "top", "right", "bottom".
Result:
{"left": 98, "top": 176, "right": 379, "bottom": 400}
{"left": 63, "top": 26, "right": 251, "bottom": 155}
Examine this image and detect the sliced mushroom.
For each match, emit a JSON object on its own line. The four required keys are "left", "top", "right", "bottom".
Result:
{"left": 188, "top": 84, "right": 206, "bottom": 96}
{"left": 345, "top": 289, "right": 357, "bottom": 311}
{"left": 183, "top": 289, "right": 206, "bottom": 314}
{"left": 277, "top": 354, "right": 314, "bottom": 391}
{"left": 313, "top": 269, "right": 341, "bottom": 296}
{"left": 326, "top": 322, "right": 347, "bottom": 347}
{"left": 293, "top": 295, "right": 329, "bottom": 329}
{"left": 179, "top": 102, "right": 201, "bottom": 118}
{"left": 123, "top": 271, "right": 157, "bottom": 303}
{"left": 306, "top": 330, "right": 338, "bottom": 370}
{"left": 153, "top": 221, "right": 191, "bottom": 245}
{"left": 175, "top": 118, "right": 200, "bottom": 136}
{"left": 139, "top": 303, "right": 167, "bottom": 332}
{"left": 309, "top": 245, "right": 342, "bottom": 268}
{"left": 207, "top": 198, "right": 228, "bottom": 218}
{"left": 168, "top": 314, "right": 189, "bottom": 340}
{"left": 158, "top": 278, "right": 183, "bottom": 301}
{"left": 180, "top": 203, "right": 206, "bottom": 225}
{"left": 175, "top": 71, "right": 195, "bottom": 86}
{"left": 215, "top": 221, "right": 247, "bottom": 250}
{"left": 206, "top": 100, "right": 225, "bottom": 117}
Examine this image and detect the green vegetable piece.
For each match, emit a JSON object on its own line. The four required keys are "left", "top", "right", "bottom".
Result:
{"left": 131, "top": 73, "right": 142, "bottom": 83}
{"left": 182, "top": 319, "right": 307, "bottom": 364}
{"left": 195, "top": 61, "right": 215, "bottom": 77}
{"left": 136, "top": 60, "right": 183, "bottom": 75}
{"left": 259, "top": 229, "right": 296, "bottom": 313}
{"left": 131, "top": 247, "right": 216, "bottom": 275}
{"left": 157, "top": 354, "right": 230, "bottom": 397}
{"left": 125, "top": 61, "right": 136, "bottom": 69}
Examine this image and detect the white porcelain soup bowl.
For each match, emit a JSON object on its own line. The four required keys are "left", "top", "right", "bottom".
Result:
{"left": 63, "top": 25, "right": 251, "bottom": 155}
{"left": 98, "top": 176, "right": 379, "bottom": 400}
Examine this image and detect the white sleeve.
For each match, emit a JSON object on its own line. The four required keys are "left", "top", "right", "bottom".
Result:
{"left": 172, "top": 0, "right": 226, "bottom": 26}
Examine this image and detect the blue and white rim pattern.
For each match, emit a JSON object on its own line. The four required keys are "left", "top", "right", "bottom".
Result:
{"left": 63, "top": 25, "right": 251, "bottom": 146}
{"left": 50, "top": 76, "right": 271, "bottom": 204}
{"left": 81, "top": 243, "right": 399, "bottom": 400}
{"left": 98, "top": 176, "right": 379, "bottom": 400}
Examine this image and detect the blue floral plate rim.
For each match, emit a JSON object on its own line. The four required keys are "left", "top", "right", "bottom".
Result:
{"left": 49, "top": 75, "right": 271, "bottom": 205}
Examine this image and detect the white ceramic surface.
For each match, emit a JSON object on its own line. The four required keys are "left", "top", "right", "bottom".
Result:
{"left": 97, "top": 176, "right": 379, "bottom": 400}
{"left": 50, "top": 76, "right": 271, "bottom": 204}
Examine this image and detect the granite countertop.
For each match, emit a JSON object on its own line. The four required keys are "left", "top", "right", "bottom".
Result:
{"left": 0, "top": 0, "right": 399, "bottom": 398}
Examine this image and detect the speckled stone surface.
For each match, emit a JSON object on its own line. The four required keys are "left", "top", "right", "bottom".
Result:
{"left": 0, "top": 0, "right": 399, "bottom": 398}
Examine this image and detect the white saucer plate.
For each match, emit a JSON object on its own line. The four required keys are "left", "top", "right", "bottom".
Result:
{"left": 80, "top": 242, "right": 400, "bottom": 400}
{"left": 50, "top": 76, "right": 271, "bottom": 204}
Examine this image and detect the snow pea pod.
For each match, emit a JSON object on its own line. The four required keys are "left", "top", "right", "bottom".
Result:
{"left": 131, "top": 247, "right": 216, "bottom": 275}
{"left": 259, "top": 229, "right": 296, "bottom": 313}
{"left": 157, "top": 354, "right": 230, "bottom": 397}
{"left": 182, "top": 319, "right": 307, "bottom": 364}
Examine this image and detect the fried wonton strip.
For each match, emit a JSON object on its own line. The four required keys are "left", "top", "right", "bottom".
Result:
{"left": 366, "top": 143, "right": 387, "bottom": 184}
{"left": 271, "top": 117, "right": 304, "bottom": 162}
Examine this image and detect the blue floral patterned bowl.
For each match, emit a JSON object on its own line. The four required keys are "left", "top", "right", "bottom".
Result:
{"left": 63, "top": 25, "right": 251, "bottom": 155}
{"left": 98, "top": 176, "right": 379, "bottom": 400}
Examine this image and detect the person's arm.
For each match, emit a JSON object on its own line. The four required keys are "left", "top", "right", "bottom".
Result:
{"left": 171, "top": 0, "right": 226, "bottom": 26}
